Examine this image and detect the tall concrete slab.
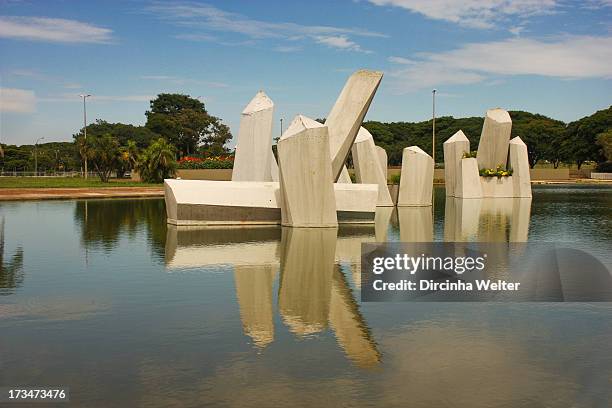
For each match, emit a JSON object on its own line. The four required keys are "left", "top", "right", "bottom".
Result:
{"left": 352, "top": 127, "right": 394, "bottom": 207}
{"left": 326, "top": 70, "right": 383, "bottom": 181}
{"left": 509, "top": 136, "right": 532, "bottom": 198}
{"left": 375, "top": 146, "right": 388, "bottom": 181}
{"left": 477, "top": 108, "right": 512, "bottom": 170}
{"left": 455, "top": 158, "right": 483, "bottom": 199}
{"left": 443, "top": 130, "right": 470, "bottom": 197}
{"left": 397, "top": 146, "right": 434, "bottom": 206}
{"left": 232, "top": 91, "right": 275, "bottom": 181}
{"left": 277, "top": 115, "right": 337, "bottom": 227}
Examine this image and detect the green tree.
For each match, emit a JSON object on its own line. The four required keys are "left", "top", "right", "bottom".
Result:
{"left": 74, "top": 120, "right": 159, "bottom": 149}
{"left": 596, "top": 129, "right": 612, "bottom": 162}
{"left": 136, "top": 138, "right": 177, "bottom": 183}
{"left": 565, "top": 106, "right": 611, "bottom": 168}
{"left": 86, "top": 134, "right": 121, "bottom": 182}
{"left": 145, "top": 93, "right": 232, "bottom": 157}
{"left": 509, "top": 111, "right": 567, "bottom": 168}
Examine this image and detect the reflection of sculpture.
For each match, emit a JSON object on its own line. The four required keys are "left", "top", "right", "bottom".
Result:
{"left": 165, "top": 70, "right": 382, "bottom": 227}
{"left": 164, "top": 224, "right": 380, "bottom": 367}
{"left": 234, "top": 265, "right": 276, "bottom": 348}
{"left": 444, "top": 197, "right": 532, "bottom": 242}
{"left": 352, "top": 127, "right": 394, "bottom": 207}
{"left": 398, "top": 207, "right": 433, "bottom": 242}
{"left": 278, "top": 228, "right": 337, "bottom": 335}
{"left": 397, "top": 146, "right": 434, "bottom": 206}
{"left": 278, "top": 116, "right": 337, "bottom": 227}
{"left": 444, "top": 109, "right": 532, "bottom": 198}
{"left": 231, "top": 91, "right": 275, "bottom": 182}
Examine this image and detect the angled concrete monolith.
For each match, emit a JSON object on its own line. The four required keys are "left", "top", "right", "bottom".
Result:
{"left": 232, "top": 91, "right": 275, "bottom": 181}
{"left": 509, "top": 136, "right": 532, "bottom": 198}
{"left": 477, "top": 108, "right": 512, "bottom": 170}
{"left": 375, "top": 146, "right": 388, "bottom": 181}
{"left": 443, "top": 130, "right": 470, "bottom": 197}
{"left": 277, "top": 115, "right": 337, "bottom": 227}
{"left": 326, "top": 70, "right": 383, "bottom": 181}
{"left": 397, "top": 146, "right": 434, "bottom": 206}
{"left": 352, "top": 127, "right": 393, "bottom": 207}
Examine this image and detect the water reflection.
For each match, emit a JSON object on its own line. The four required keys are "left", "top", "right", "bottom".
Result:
{"left": 0, "top": 216, "right": 24, "bottom": 295}
{"left": 74, "top": 199, "right": 166, "bottom": 257}
{"left": 398, "top": 207, "right": 433, "bottom": 242}
{"left": 444, "top": 198, "right": 532, "bottom": 242}
{"left": 165, "top": 224, "right": 381, "bottom": 367}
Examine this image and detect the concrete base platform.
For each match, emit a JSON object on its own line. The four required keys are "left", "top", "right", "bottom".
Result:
{"left": 164, "top": 179, "right": 378, "bottom": 226}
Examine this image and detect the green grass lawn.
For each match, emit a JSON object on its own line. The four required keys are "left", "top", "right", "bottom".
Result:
{"left": 0, "top": 177, "right": 162, "bottom": 189}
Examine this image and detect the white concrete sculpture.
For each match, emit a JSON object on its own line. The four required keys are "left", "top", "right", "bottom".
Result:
{"left": 455, "top": 158, "right": 483, "bottom": 199}
{"left": 443, "top": 130, "right": 470, "bottom": 197}
{"left": 338, "top": 166, "right": 353, "bottom": 183}
{"left": 232, "top": 91, "right": 275, "bottom": 181}
{"left": 277, "top": 115, "right": 337, "bottom": 227}
{"left": 509, "top": 136, "right": 532, "bottom": 198}
{"left": 326, "top": 70, "right": 383, "bottom": 181}
{"left": 477, "top": 108, "right": 512, "bottom": 170}
{"left": 397, "top": 146, "right": 434, "bottom": 206}
{"left": 269, "top": 152, "right": 279, "bottom": 182}
{"left": 375, "top": 146, "right": 388, "bottom": 181}
{"left": 352, "top": 127, "right": 394, "bottom": 207}
{"left": 164, "top": 179, "right": 377, "bottom": 225}
{"left": 444, "top": 109, "right": 531, "bottom": 199}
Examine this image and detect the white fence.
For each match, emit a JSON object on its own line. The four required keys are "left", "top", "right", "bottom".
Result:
{"left": 591, "top": 172, "right": 612, "bottom": 180}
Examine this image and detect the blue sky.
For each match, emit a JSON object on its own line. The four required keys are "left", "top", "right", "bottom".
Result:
{"left": 1, "top": 0, "right": 611, "bottom": 146}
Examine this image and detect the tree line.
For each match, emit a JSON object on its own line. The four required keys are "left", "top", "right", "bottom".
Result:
{"left": 363, "top": 106, "right": 612, "bottom": 170}
{"left": 1, "top": 98, "right": 610, "bottom": 181}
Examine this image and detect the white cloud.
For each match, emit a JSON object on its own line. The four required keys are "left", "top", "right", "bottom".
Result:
{"left": 388, "top": 35, "right": 612, "bottom": 92}
{"left": 368, "top": 0, "right": 558, "bottom": 29}
{"left": 0, "top": 88, "right": 36, "bottom": 113}
{"left": 147, "top": 2, "right": 384, "bottom": 52}
{"left": 0, "top": 16, "right": 112, "bottom": 43}
{"left": 314, "top": 35, "right": 372, "bottom": 53}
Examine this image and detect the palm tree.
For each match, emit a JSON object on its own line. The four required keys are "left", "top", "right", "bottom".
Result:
{"left": 137, "top": 138, "right": 177, "bottom": 183}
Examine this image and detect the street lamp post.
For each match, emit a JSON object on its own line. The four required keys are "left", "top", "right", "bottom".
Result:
{"left": 34, "top": 137, "right": 45, "bottom": 176}
{"left": 432, "top": 89, "right": 437, "bottom": 164}
{"left": 80, "top": 94, "right": 91, "bottom": 178}
{"left": 280, "top": 118, "right": 284, "bottom": 137}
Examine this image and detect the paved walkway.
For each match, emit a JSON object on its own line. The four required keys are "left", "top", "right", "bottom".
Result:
{"left": 0, "top": 187, "right": 164, "bottom": 201}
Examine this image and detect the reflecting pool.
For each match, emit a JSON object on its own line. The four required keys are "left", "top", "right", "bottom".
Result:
{"left": 1, "top": 185, "right": 611, "bottom": 407}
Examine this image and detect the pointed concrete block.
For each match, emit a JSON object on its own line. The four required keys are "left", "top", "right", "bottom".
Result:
{"left": 269, "top": 151, "right": 279, "bottom": 182}
{"left": 352, "top": 127, "right": 394, "bottom": 207}
{"left": 443, "top": 130, "right": 470, "bottom": 197}
{"left": 375, "top": 146, "right": 388, "bottom": 181}
{"left": 326, "top": 70, "right": 383, "bottom": 181}
{"left": 278, "top": 115, "right": 337, "bottom": 227}
{"left": 397, "top": 146, "right": 434, "bottom": 206}
{"left": 338, "top": 166, "right": 353, "bottom": 183}
{"left": 232, "top": 91, "right": 275, "bottom": 181}
{"left": 477, "top": 108, "right": 512, "bottom": 170}
{"left": 455, "top": 158, "right": 483, "bottom": 199}
{"left": 509, "top": 136, "right": 532, "bottom": 198}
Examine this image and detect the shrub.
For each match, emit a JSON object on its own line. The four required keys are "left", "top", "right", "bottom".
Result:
{"left": 389, "top": 173, "right": 401, "bottom": 184}
{"left": 595, "top": 161, "right": 612, "bottom": 173}
{"left": 136, "top": 138, "right": 177, "bottom": 183}
{"left": 177, "top": 155, "right": 234, "bottom": 169}
{"left": 479, "top": 164, "right": 513, "bottom": 178}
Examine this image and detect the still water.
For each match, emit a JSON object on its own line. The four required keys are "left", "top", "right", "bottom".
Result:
{"left": 1, "top": 185, "right": 611, "bottom": 407}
